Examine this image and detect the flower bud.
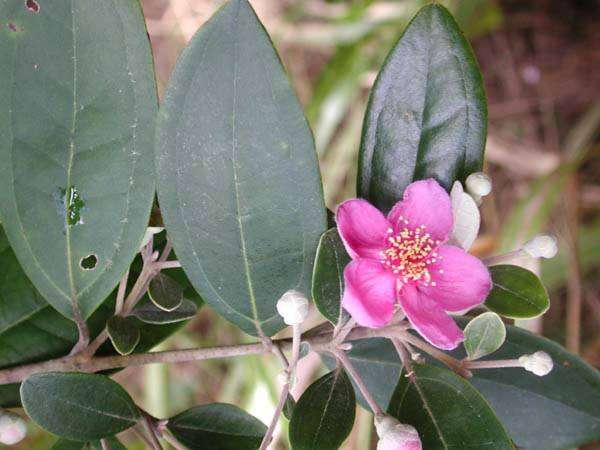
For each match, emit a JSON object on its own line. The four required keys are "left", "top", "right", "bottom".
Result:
{"left": 466, "top": 172, "right": 492, "bottom": 198}
{"left": 519, "top": 351, "right": 553, "bottom": 376}
{"left": 276, "top": 290, "right": 309, "bottom": 326}
{"left": 375, "top": 416, "right": 422, "bottom": 450}
{"left": 139, "top": 226, "right": 164, "bottom": 251}
{"left": 522, "top": 234, "right": 558, "bottom": 259}
{"left": 0, "top": 410, "right": 27, "bottom": 445}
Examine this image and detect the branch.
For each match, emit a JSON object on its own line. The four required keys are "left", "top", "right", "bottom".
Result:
{"left": 0, "top": 324, "right": 407, "bottom": 385}
{"left": 335, "top": 349, "right": 383, "bottom": 416}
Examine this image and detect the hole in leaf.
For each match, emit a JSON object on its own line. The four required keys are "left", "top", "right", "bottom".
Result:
{"left": 80, "top": 254, "right": 98, "bottom": 271}
{"left": 62, "top": 185, "right": 85, "bottom": 226}
{"left": 25, "top": 0, "right": 39, "bottom": 12}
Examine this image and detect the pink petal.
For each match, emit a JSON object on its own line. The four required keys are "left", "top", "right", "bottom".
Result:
{"left": 399, "top": 284, "right": 464, "bottom": 350}
{"left": 336, "top": 199, "right": 391, "bottom": 260}
{"left": 342, "top": 259, "right": 398, "bottom": 328}
{"left": 419, "top": 245, "right": 492, "bottom": 312}
{"left": 387, "top": 179, "right": 453, "bottom": 242}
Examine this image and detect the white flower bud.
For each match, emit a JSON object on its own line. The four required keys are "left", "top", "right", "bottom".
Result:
{"left": 519, "top": 351, "right": 554, "bottom": 376}
{"left": 375, "top": 416, "right": 422, "bottom": 450}
{"left": 0, "top": 411, "right": 27, "bottom": 445}
{"left": 450, "top": 181, "right": 480, "bottom": 250}
{"left": 276, "top": 290, "right": 309, "bottom": 326}
{"left": 522, "top": 234, "right": 558, "bottom": 259}
{"left": 466, "top": 172, "right": 492, "bottom": 198}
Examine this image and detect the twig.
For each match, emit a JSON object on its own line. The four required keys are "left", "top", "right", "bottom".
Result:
{"left": 115, "top": 269, "right": 130, "bottom": 315}
{"left": 156, "top": 260, "right": 182, "bottom": 270}
{"left": 259, "top": 382, "right": 290, "bottom": 450}
{"left": 142, "top": 414, "right": 164, "bottom": 450}
{"left": 335, "top": 349, "right": 383, "bottom": 416}
{"left": 162, "top": 432, "right": 188, "bottom": 450}
{"left": 333, "top": 318, "right": 356, "bottom": 345}
{"left": 463, "top": 358, "right": 523, "bottom": 370}
{"left": 0, "top": 323, "right": 408, "bottom": 385}
{"left": 394, "top": 331, "right": 472, "bottom": 378}
{"left": 100, "top": 439, "right": 110, "bottom": 450}
{"left": 133, "top": 425, "right": 158, "bottom": 449}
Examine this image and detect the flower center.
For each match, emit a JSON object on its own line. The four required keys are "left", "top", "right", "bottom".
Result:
{"left": 379, "top": 216, "right": 441, "bottom": 286}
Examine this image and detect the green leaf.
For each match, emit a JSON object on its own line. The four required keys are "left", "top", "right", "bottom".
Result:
{"left": 0, "top": 0, "right": 157, "bottom": 320}
{"left": 283, "top": 393, "right": 296, "bottom": 421}
{"left": 167, "top": 403, "right": 267, "bottom": 450}
{"left": 155, "top": 0, "right": 326, "bottom": 337}
{"left": 107, "top": 315, "right": 140, "bottom": 356}
{"left": 388, "top": 364, "right": 514, "bottom": 450}
{"left": 464, "top": 312, "right": 506, "bottom": 360}
{"left": 148, "top": 273, "right": 183, "bottom": 312}
{"left": 132, "top": 297, "right": 198, "bottom": 324}
{"left": 21, "top": 372, "right": 140, "bottom": 441}
{"left": 328, "top": 321, "right": 600, "bottom": 449}
{"left": 486, "top": 265, "right": 549, "bottom": 318}
{"left": 358, "top": 4, "right": 487, "bottom": 211}
{"left": 50, "top": 439, "right": 86, "bottom": 450}
{"left": 289, "top": 368, "right": 356, "bottom": 450}
{"left": 0, "top": 226, "right": 47, "bottom": 334}
{"left": 312, "top": 228, "right": 350, "bottom": 325}
{"left": 92, "top": 438, "right": 127, "bottom": 450}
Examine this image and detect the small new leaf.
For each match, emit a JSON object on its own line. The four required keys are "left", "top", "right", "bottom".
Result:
{"left": 464, "top": 312, "right": 506, "bottom": 360}
{"left": 167, "top": 403, "right": 266, "bottom": 450}
{"left": 148, "top": 273, "right": 184, "bottom": 312}
{"left": 132, "top": 298, "right": 198, "bottom": 324}
{"left": 107, "top": 316, "right": 141, "bottom": 356}
{"left": 312, "top": 228, "right": 351, "bottom": 325}
{"left": 289, "top": 368, "right": 356, "bottom": 450}
{"left": 486, "top": 265, "right": 549, "bottom": 318}
{"left": 21, "top": 373, "right": 140, "bottom": 441}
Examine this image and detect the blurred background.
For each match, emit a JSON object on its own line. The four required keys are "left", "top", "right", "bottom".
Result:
{"left": 16, "top": 0, "right": 600, "bottom": 448}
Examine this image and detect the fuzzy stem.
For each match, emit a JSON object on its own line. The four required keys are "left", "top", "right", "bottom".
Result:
{"left": 100, "top": 439, "right": 110, "bottom": 450}
{"left": 483, "top": 249, "right": 524, "bottom": 266}
{"left": 259, "top": 381, "right": 290, "bottom": 450}
{"left": 142, "top": 414, "right": 164, "bottom": 450}
{"left": 335, "top": 349, "right": 383, "bottom": 416}
{"left": 463, "top": 358, "right": 523, "bottom": 369}
{"left": 161, "top": 432, "right": 188, "bottom": 450}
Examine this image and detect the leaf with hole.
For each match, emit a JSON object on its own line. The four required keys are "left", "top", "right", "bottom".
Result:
{"left": 156, "top": 0, "right": 326, "bottom": 337}
{"left": 0, "top": 0, "right": 157, "bottom": 320}
{"left": 289, "top": 368, "right": 356, "bottom": 450}
{"left": 312, "top": 228, "right": 350, "bottom": 325}
{"left": 358, "top": 4, "right": 487, "bottom": 212}
{"left": 21, "top": 372, "right": 140, "bottom": 441}
{"left": 486, "top": 265, "right": 549, "bottom": 318}
{"left": 107, "top": 315, "right": 140, "bottom": 356}
{"left": 167, "top": 403, "right": 266, "bottom": 450}
{"left": 148, "top": 273, "right": 184, "bottom": 312}
{"left": 464, "top": 312, "right": 506, "bottom": 360}
{"left": 388, "top": 364, "right": 514, "bottom": 449}
{"left": 131, "top": 297, "right": 198, "bottom": 324}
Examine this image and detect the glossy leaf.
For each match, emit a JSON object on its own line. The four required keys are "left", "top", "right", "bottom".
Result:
{"left": 358, "top": 4, "right": 487, "bottom": 212}
{"left": 464, "top": 312, "right": 506, "bottom": 360}
{"left": 167, "top": 403, "right": 266, "bottom": 450}
{"left": 329, "top": 322, "right": 600, "bottom": 449}
{"left": 0, "top": 0, "right": 157, "bottom": 320}
{"left": 283, "top": 393, "right": 296, "bottom": 421}
{"left": 388, "top": 364, "right": 514, "bottom": 449}
{"left": 51, "top": 438, "right": 126, "bottom": 450}
{"left": 132, "top": 297, "right": 198, "bottom": 324}
{"left": 148, "top": 273, "right": 183, "bottom": 312}
{"left": 107, "top": 316, "right": 140, "bottom": 356}
{"left": 312, "top": 228, "right": 351, "bottom": 325}
{"left": 289, "top": 368, "right": 356, "bottom": 450}
{"left": 92, "top": 438, "right": 127, "bottom": 450}
{"left": 0, "top": 227, "right": 47, "bottom": 334}
{"left": 21, "top": 372, "right": 140, "bottom": 440}
{"left": 486, "top": 265, "right": 549, "bottom": 318}
{"left": 156, "top": 0, "right": 326, "bottom": 336}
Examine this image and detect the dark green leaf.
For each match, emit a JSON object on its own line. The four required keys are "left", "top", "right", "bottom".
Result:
{"left": 21, "top": 372, "right": 140, "bottom": 440}
{"left": 132, "top": 297, "right": 198, "bottom": 324}
{"left": 486, "top": 265, "right": 549, "bottom": 318}
{"left": 107, "top": 316, "right": 140, "bottom": 356}
{"left": 0, "top": 0, "right": 157, "bottom": 320}
{"left": 0, "top": 227, "right": 47, "bottom": 334}
{"left": 358, "top": 4, "right": 487, "bottom": 212}
{"left": 156, "top": 0, "right": 326, "bottom": 337}
{"left": 289, "top": 368, "right": 356, "bottom": 450}
{"left": 167, "top": 403, "right": 266, "bottom": 450}
{"left": 92, "top": 438, "right": 127, "bottom": 450}
{"left": 330, "top": 322, "right": 600, "bottom": 450}
{"left": 50, "top": 439, "right": 86, "bottom": 450}
{"left": 464, "top": 312, "right": 506, "bottom": 360}
{"left": 388, "top": 364, "right": 514, "bottom": 450}
{"left": 148, "top": 273, "right": 183, "bottom": 312}
{"left": 312, "top": 228, "right": 350, "bottom": 325}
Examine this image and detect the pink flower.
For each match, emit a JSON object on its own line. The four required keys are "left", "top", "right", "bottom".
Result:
{"left": 336, "top": 179, "right": 492, "bottom": 350}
